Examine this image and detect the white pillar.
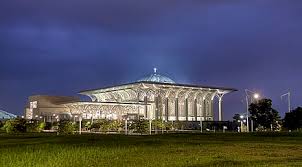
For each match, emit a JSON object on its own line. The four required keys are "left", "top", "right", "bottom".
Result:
{"left": 185, "top": 98, "right": 189, "bottom": 121}
{"left": 79, "top": 116, "right": 82, "bottom": 135}
{"left": 144, "top": 96, "right": 148, "bottom": 119}
{"left": 175, "top": 98, "right": 179, "bottom": 121}
{"left": 217, "top": 93, "right": 225, "bottom": 122}
{"left": 125, "top": 119, "right": 128, "bottom": 135}
{"left": 200, "top": 119, "right": 203, "bottom": 133}
{"left": 218, "top": 98, "right": 223, "bottom": 121}
{"left": 149, "top": 119, "right": 152, "bottom": 135}
{"left": 165, "top": 98, "right": 169, "bottom": 121}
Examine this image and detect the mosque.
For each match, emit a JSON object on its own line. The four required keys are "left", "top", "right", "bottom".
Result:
{"left": 24, "top": 69, "right": 237, "bottom": 123}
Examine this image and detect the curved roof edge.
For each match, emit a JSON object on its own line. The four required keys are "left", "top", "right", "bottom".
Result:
{"left": 79, "top": 81, "right": 238, "bottom": 94}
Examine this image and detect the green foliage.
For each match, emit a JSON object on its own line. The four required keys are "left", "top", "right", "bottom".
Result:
{"left": 26, "top": 121, "right": 45, "bottom": 133}
{"left": 91, "top": 119, "right": 123, "bottom": 132}
{"left": 58, "top": 120, "right": 75, "bottom": 135}
{"left": 109, "top": 120, "right": 123, "bottom": 132}
{"left": 91, "top": 121, "right": 101, "bottom": 130}
{"left": 86, "top": 120, "right": 123, "bottom": 132}
{"left": 44, "top": 122, "right": 53, "bottom": 130}
{"left": 173, "top": 121, "right": 184, "bottom": 130}
{"left": 38, "top": 122, "right": 45, "bottom": 132}
{"left": 283, "top": 107, "right": 302, "bottom": 131}
{"left": 2, "top": 118, "right": 27, "bottom": 133}
{"left": 129, "top": 120, "right": 149, "bottom": 134}
{"left": 153, "top": 119, "right": 165, "bottom": 129}
{"left": 249, "top": 99, "right": 281, "bottom": 131}
{"left": 164, "top": 121, "right": 173, "bottom": 130}
{"left": 99, "top": 119, "right": 111, "bottom": 132}
{"left": 0, "top": 120, "right": 3, "bottom": 129}
{"left": 85, "top": 121, "right": 92, "bottom": 130}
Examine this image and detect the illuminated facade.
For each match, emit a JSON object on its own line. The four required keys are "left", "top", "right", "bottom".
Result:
{"left": 25, "top": 69, "right": 236, "bottom": 122}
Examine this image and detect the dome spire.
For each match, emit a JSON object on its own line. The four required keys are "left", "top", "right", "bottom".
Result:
{"left": 137, "top": 68, "right": 175, "bottom": 84}
{"left": 153, "top": 67, "right": 157, "bottom": 74}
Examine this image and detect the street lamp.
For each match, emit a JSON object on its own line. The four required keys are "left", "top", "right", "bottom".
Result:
{"left": 281, "top": 92, "right": 291, "bottom": 113}
{"left": 253, "top": 93, "right": 260, "bottom": 99}
{"left": 240, "top": 115, "right": 245, "bottom": 132}
{"left": 245, "top": 89, "right": 260, "bottom": 132}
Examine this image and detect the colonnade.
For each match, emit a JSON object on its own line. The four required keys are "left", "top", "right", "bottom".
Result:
{"left": 88, "top": 84, "right": 228, "bottom": 122}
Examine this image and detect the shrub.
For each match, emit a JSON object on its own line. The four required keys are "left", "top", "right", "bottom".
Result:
{"left": 91, "top": 121, "right": 101, "bottom": 131}
{"left": 85, "top": 121, "right": 92, "bottom": 130}
{"left": 58, "top": 120, "right": 75, "bottom": 135}
{"left": 128, "top": 120, "right": 149, "bottom": 134}
{"left": 99, "top": 119, "right": 110, "bottom": 132}
{"left": 135, "top": 120, "right": 149, "bottom": 134}
{"left": 0, "top": 120, "right": 3, "bottom": 129}
{"left": 173, "top": 121, "right": 183, "bottom": 130}
{"left": 153, "top": 119, "right": 166, "bottom": 130}
{"left": 44, "top": 122, "right": 53, "bottom": 130}
{"left": 26, "top": 121, "right": 45, "bottom": 133}
{"left": 109, "top": 120, "right": 123, "bottom": 131}
{"left": 2, "top": 118, "right": 27, "bottom": 133}
{"left": 165, "top": 121, "right": 173, "bottom": 130}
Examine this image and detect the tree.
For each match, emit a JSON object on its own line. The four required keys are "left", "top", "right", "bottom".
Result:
{"left": 233, "top": 114, "right": 241, "bottom": 123}
{"left": 249, "top": 99, "right": 281, "bottom": 131}
{"left": 283, "top": 107, "right": 302, "bottom": 131}
{"left": 58, "top": 120, "right": 75, "bottom": 135}
{"left": 2, "top": 118, "right": 27, "bottom": 133}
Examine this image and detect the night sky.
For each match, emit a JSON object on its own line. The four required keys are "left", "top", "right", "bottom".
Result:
{"left": 1, "top": 1, "right": 301, "bottom": 120}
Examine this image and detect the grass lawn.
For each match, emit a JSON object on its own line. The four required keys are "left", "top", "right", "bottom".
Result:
{"left": 0, "top": 133, "right": 301, "bottom": 167}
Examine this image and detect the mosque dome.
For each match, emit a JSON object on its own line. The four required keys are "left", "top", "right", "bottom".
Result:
{"left": 0, "top": 109, "right": 17, "bottom": 120}
{"left": 138, "top": 68, "right": 176, "bottom": 84}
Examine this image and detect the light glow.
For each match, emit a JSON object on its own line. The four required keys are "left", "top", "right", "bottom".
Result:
{"left": 253, "top": 93, "right": 260, "bottom": 99}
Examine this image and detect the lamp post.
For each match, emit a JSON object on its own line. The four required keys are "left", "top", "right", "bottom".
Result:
{"left": 281, "top": 92, "right": 291, "bottom": 113}
{"left": 245, "top": 89, "right": 260, "bottom": 132}
{"left": 79, "top": 116, "right": 82, "bottom": 135}
{"left": 240, "top": 115, "right": 244, "bottom": 132}
{"left": 124, "top": 115, "right": 129, "bottom": 135}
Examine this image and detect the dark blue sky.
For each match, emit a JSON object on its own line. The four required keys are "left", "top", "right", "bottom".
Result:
{"left": 0, "top": 0, "right": 301, "bottom": 120}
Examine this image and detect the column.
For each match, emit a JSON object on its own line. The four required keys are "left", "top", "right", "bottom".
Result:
{"left": 210, "top": 100, "right": 214, "bottom": 120}
{"left": 175, "top": 98, "right": 179, "bottom": 121}
{"left": 217, "top": 94, "right": 224, "bottom": 121}
{"left": 144, "top": 96, "right": 148, "bottom": 119}
{"left": 185, "top": 98, "right": 188, "bottom": 121}
{"left": 137, "top": 92, "right": 140, "bottom": 119}
{"left": 203, "top": 99, "right": 207, "bottom": 121}
{"left": 165, "top": 98, "right": 169, "bottom": 121}
{"left": 155, "top": 96, "right": 159, "bottom": 134}
{"left": 79, "top": 116, "right": 82, "bottom": 135}
{"left": 155, "top": 96, "right": 159, "bottom": 120}
{"left": 194, "top": 98, "right": 198, "bottom": 121}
